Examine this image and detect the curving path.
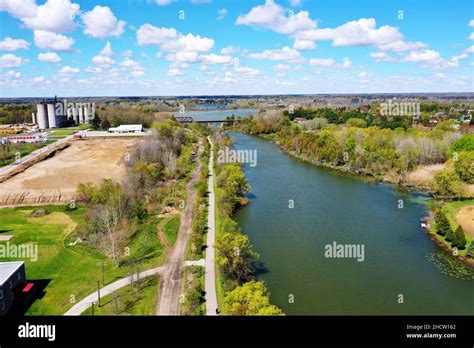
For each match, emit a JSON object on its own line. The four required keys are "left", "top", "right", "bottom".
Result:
{"left": 64, "top": 266, "right": 165, "bottom": 316}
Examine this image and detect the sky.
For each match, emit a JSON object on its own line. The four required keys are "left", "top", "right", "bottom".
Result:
{"left": 0, "top": 0, "right": 473, "bottom": 97}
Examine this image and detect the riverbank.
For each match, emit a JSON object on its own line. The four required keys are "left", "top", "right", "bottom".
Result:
{"left": 247, "top": 132, "right": 474, "bottom": 268}
{"left": 229, "top": 131, "right": 474, "bottom": 314}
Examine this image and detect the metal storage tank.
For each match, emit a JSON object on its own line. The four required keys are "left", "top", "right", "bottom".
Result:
{"left": 36, "top": 103, "right": 48, "bottom": 129}
{"left": 72, "top": 107, "right": 79, "bottom": 124}
{"left": 83, "top": 105, "right": 89, "bottom": 124}
{"left": 78, "top": 105, "right": 84, "bottom": 124}
{"left": 47, "top": 103, "right": 57, "bottom": 128}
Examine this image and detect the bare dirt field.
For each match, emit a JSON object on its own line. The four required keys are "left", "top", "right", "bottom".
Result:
{"left": 455, "top": 205, "right": 474, "bottom": 238}
{"left": 406, "top": 164, "right": 445, "bottom": 186}
{"left": 0, "top": 138, "right": 137, "bottom": 206}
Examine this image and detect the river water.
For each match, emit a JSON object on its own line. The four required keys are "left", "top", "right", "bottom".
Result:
{"left": 229, "top": 132, "right": 474, "bottom": 315}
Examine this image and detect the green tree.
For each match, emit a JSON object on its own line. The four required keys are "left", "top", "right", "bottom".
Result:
{"left": 215, "top": 231, "right": 259, "bottom": 284}
{"left": 434, "top": 209, "right": 451, "bottom": 236}
{"left": 451, "top": 225, "right": 467, "bottom": 249}
{"left": 432, "top": 170, "right": 465, "bottom": 197}
{"left": 346, "top": 118, "right": 367, "bottom": 128}
{"left": 466, "top": 241, "right": 474, "bottom": 258}
{"left": 223, "top": 280, "right": 284, "bottom": 316}
{"left": 450, "top": 134, "right": 474, "bottom": 153}
{"left": 454, "top": 151, "right": 474, "bottom": 184}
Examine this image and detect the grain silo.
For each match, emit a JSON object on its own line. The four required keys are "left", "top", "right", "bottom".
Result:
{"left": 72, "top": 107, "right": 79, "bottom": 124}
{"left": 83, "top": 105, "right": 89, "bottom": 124}
{"left": 47, "top": 103, "right": 57, "bottom": 128}
{"left": 78, "top": 105, "right": 84, "bottom": 124}
{"left": 36, "top": 103, "right": 48, "bottom": 129}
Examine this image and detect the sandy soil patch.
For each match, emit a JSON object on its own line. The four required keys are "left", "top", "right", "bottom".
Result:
{"left": 455, "top": 205, "right": 474, "bottom": 238}
{"left": 406, "top": 164, "right": 445, "bottom": 186}
{"left": 0, "top": 138, "right": 138, "bottom": 205}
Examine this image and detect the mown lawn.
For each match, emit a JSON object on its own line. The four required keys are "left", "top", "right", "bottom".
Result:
{"left": 0, "top": 205, "right": 164, "bottom": 315}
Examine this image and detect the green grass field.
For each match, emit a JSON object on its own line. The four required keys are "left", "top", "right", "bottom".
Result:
{"left": 0, "top": 205, "right": 164, "bottom": 315}
{"left": 81, "top": 278, "right": 159, "bottom": 316}
{"left": 163, "top": 215, "right": 180, "bottom": 247}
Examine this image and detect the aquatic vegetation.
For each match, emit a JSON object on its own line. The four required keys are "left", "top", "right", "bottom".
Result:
{"left": 426, "top": 252, "right": 474, "bottom": 280}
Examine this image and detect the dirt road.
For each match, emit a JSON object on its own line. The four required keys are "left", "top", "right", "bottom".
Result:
{"left": 156, "top": 140, "right": 203, "bottom": 315}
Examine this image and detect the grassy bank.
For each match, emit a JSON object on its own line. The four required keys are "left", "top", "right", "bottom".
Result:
{"left": 0, "top": 205, "right": 164, "bottom": 315}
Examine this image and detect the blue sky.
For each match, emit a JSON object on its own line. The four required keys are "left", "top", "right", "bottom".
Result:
{"left": 0, "top": 0, "right": 472, "bottom": 97}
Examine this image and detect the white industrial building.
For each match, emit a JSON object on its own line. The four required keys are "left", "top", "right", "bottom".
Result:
{"left": 108, "top": 124, "right": 143, "bottom": 133}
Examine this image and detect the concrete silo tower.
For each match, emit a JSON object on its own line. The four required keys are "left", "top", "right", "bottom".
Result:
{"left": 36, "top": 103, "right": 49, "bottom": 129}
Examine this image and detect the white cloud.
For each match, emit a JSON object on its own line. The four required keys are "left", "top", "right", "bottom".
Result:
{"left": 465, "top": 45, "right": 474, "bottom": 53}
{"left": 404, "top": 49, "right": 441, "bottom": 62}
{"left": 274, "top": 63, "right": 290, "bottom": 71}
{"left": 100, "top": 41, "right": 113, "bottom": 56}
{"left": 221, "top": 45, "right": 238, "bottom": 55}
{"left": 92, "top": 55, "right": 115, "bottom": 65}
{"left": 469, "top": 33, "right": 474, "bottom": 40}
{"left": 199, "top": 53, "right": 232, "bottom": 65}
{"left": 358, "top": 71, "right": 371, "bottom": 81}
{"left": 217, "top": 8, "right": 227, "bottom": 20}
{"left": 289, "top": 0, "right": 301, "bottom": 6}
{"left": 33, "top": 76, "right": 45, "bottom": 82}
{"left": 120, "top": 57, "right": 139, "bottom": 67}
{"left": 247, "top": 46, "right": 302, "bottom": 62}
{"left": 131, "top": 69, "right": 146, "bottom": 77}
{"left": 293, "top": 39, "right": 315, "bottom": 51}
{"left": 308, "top": 57, "right": 335, "bottom": 67}
{"left": 19, "top": 0, "right": 79, "bottom": 33}
{"left": 236, "top": 0, "right": 315, "bottom": 35}
{"left": 370, "top": 51, "right": 394, "bottom": 62}
{"left": 0, "top": 53, "right": 28, "bottom": 67}
{"left": 34, "top": 30, "right": 74, "bottom": 51}
{"left": 377, "top": 40, "right": 426, "bottom": 52}
{"left": 297, "top": 18, "right": 403, "bottom": 47}
{"left": 469, "top": 19, "right": 474, "bottom": 28}
{"left": 161, "top": 33, "right": 214, "bottom": 52}
{"left": 58, "top": 65, "right": 79, "bottom": 74}
{"left": 0, "top": 0, "right": 37, "bottom": 18}
{"left": 38, "top": 52, "right": 61, "bottom": 62}
{"left": 0, "top": 37, "right": 30, "bottom": 51}
{"left": 82, "top": 6, "right": 126, "bottom": 38}
{"left": 169, "top": 68, "right": 184, "bottom": 76}
{"left": 156, "top": 0, "right": 174, "bottom": 5}
{"left": 5, "top": 70, "right": 21, "bottom": 78}
{"left": 432, "top": 73, "right": 446, "bottom": 80}
{"left": 342, "top": 57, "right": 352, "bottom": 69}
{"left": 0, "top": 0, "right": 80, "bottom": 35}
{"left": 137, "top": 24, "right": 178, "bottom": 46}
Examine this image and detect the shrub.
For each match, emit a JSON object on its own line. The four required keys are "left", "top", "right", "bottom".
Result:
{"left": 451, "top": 225, "right": 467, "bottom": 250}
{"left": 346, "top": 118, "right": 367, "bottom": 128}
{"left": 434, "top": 209, "right": 451, "bottom": 236}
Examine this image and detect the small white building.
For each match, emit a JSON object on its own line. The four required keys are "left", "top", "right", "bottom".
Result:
{"left": 108, "top": 124, "right": 143, "bottom": 133}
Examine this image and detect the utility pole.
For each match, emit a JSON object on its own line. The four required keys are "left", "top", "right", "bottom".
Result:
{"left": 97, "top": 280, "right": 101, "bottom": 307}
{"left": 97, "top": 261, "right": 107, "bottom": 286}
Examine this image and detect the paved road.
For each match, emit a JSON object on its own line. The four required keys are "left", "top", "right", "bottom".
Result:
{"left": 156, "top": 140, "right": 203, "bottom": 315}
{"left": 64, "top": 266, "right": 165, "bottom": 316}
{"left": 0, "top": 131, "right": 80, "bottom": 176}
{"left": 205, "top": 136, "right": 218, "bottom": 316}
